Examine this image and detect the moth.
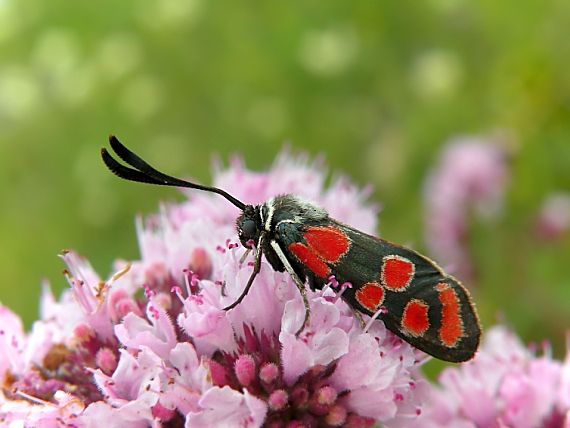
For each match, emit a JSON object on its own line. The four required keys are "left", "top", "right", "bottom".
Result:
{"left": 101, "top": 136, "right": 481, "bottom": 362}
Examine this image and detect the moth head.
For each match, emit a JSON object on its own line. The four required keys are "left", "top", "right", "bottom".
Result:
{"left": 236, "top": 205, "right": 261, "bottom": 248}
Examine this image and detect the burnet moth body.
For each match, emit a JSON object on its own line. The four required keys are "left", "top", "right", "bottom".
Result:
{"left": 101, "top": 136, "right": 481, "bottom": 362}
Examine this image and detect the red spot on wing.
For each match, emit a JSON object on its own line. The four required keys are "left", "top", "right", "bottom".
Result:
{"left": 435, "top": 283, "right": 463, "bottom": 347}
{"left": 288, "top": 243, "right": 330, "bottom": 279}
{"left": 304, "top": 226, "right": 350, "bottom": 263}
{"left": 381, "top": 256, "right": 415, "bottom": 291}
{"left": 355, "top": 282, "right": 385, "bottom": 312}
{"left": 401, "top": 299, "right": 429, "bottom": 337}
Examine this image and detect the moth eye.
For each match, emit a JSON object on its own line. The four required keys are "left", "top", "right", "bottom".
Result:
{"left": 241, "top": 219, "right": 257, "bottom": 238}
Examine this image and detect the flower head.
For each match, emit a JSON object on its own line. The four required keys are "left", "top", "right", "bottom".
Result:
{"left": 535, "top": 192, "right": 570, "bottom": 240}
{"left": 1, "top": 150, "right": 422, "bottom": 427}
{"left": 412, "top": 326, "right": 570, "bottom": 428}
{"left": 424, "top": 136, "right": 509, "bottom": 279}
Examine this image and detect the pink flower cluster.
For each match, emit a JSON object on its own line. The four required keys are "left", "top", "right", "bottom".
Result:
{"left": 0, "top": 151, "right": 423, "bottom": 427}
{"left": 424, "top": 136, "right": 509, "bottom": 280}
{"left": 413, "top": 326, "right": 570, "bottom": 428}
{"left": 3, "top": 147, "right": 568, "bottom": 427}
{"left": 535, "top": 193, "right": 570, "bottom": 240}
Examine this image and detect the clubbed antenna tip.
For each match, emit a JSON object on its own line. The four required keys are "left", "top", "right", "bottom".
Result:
{"left": 101, "top": 135, "right": 246, "bottom": 210}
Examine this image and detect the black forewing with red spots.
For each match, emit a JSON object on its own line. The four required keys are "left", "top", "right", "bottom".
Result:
{"left": 278, "top": 219, "right": 481, "bottom": 362}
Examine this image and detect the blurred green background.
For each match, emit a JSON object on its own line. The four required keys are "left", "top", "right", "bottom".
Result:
{"left": 1, "top": 0, "right": 569, "bottom": 355}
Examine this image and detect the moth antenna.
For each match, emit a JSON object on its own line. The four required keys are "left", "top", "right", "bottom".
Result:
{"left": 108, "top": 135, "right": 189, "bottom": 187}
{"left": 101, "top": 148, "right": 165, "bottom": 185}
{"left": 102, "top": 135, "right": 246, "bottom": 210}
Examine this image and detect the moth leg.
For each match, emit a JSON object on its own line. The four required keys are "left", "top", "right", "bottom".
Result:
{"left": 223, "top": 235, "right": 264, "bottom": 311}
{"left": 270, "top": 240, "right": 310, "bottom": 336}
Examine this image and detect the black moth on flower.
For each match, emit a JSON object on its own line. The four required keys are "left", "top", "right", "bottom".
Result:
{"left": 101, "top": 136, "right": 481, "bottom": 362}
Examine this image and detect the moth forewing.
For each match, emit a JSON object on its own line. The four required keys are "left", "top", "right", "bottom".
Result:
{"left": 278, "top": 219, "right": 481, "bottom": 362}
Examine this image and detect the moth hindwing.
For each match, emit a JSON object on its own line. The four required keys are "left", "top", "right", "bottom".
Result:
{"left": 102, "top": 137, "right": 481, "bottom": 362}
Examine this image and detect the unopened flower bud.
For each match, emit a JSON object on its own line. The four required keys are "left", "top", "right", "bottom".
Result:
{"left": 315, "top": 385, "right": 337, "bottom": 406}
{"left": 96, "top": 348, "right": 118, "bottom": 375}
{"left": 325, "top": 404, "right": 347, "bottom": 426}
{"left": 234, "top": 354, "right": 256, "bottom": 387}
{"left": 268, "top": 389, "right": 289, "bottom": 411}
{"left": 72, "top": 324, "right": 95, "bottom": 344}
{"left": 260, "top": 362, "right": 279, "bottom": 384}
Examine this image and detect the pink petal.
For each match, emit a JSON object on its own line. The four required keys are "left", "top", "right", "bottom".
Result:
{"left": 0, "top": 305, "right": 25, "bottom": 377}
{"left": 178, "top": 306, "right": 235, "bottom": 356}
{"left": 93, "top": 348, "right": 161, "bottom": 406}
{"left": 186, "top": 386, "right": 267, "bottom": 427}
{"left": 114, "top": 304, "right": 176, "bottom": 359}
{"left": 330, "top": 334, "right": 397, "bottom": 391}
{"left": 225, "top": 268, "right": 295, "bottom": 337}
{"left": 80, "top": 401, "right": 153, "bottom": 428}
{"left": 342, "top": 388, "right": 397, "bottom": 421}
{"left": 280, "top": 299, "right": 349, "bottom": 385}
{"left": 280, "top": 331, "right": 313, "bottom": 385}
{"left": 168, "top": 342, "right": 209, "bottom": 394}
